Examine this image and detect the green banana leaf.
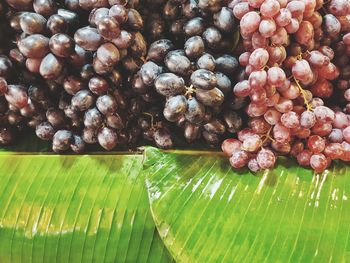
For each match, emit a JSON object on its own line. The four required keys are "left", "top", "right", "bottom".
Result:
{"left": 0, "top": 153, "right": 173, "bottom": 263}
{"left": 144, "top": 147, "right": 350, "bottom": 263}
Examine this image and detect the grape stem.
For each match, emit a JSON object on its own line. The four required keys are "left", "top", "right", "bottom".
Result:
{"left": 143, "top": 112, "right": 155, "bottom": 130}
{"left": 293, "top": 77, "right": 313, "bottom": 111}
{"left": 185, "top": 85, "right": 196, "bottom": 99}
{"left": 260, "top": 126, "right": 274, "bottom": 146}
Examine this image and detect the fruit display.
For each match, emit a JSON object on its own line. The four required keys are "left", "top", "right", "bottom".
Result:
{"left": 1, "top": 0, "right": 350, "bottom": 174}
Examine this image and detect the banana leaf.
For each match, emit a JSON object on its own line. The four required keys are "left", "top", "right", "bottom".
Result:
{"left": 0, "top": 153, "right": 173, "bottom": 263}
{"left": 145, "top": 147, "right": 350, "bottom": 263}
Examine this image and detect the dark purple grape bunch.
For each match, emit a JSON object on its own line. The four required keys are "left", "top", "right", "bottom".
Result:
{"left": 140, "top": 0, "right": 237, "bottom": 52}
{"left": 133, "top": 36, "right": 243, "bottom": 147}
{"left": 76, "top": 3, "right": 147, "bottom": 75}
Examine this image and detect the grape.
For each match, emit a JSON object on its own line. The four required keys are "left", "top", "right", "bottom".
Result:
{"left": 202, "top": 27, "right": 222, "bottom": 49}
{"left": 248, "top": 158, "right": 261, "bottom": 172}
{"left": 223, "top": 111, "right": 242, "bottom": 133}
{"left": 46, "top": 108, "right": 66, "bottom": 128}
{"left": 297, "top": 150, "right": 312, "bottom": 166}
{"left": 281, "top": 111, "right": 300, "bottom": 128}
{"left": 109, "top": 4, "right": 128, "bottom": 23}
{"left": 34, "top": 0, "right": 57, "bottom": 16}
{"left": 39, "top": 53, "right": 64, "bottom": 79}
{"left": 213, "top": 7, "right": 235, "bottom": 32}
{"left": 281, "top": 82, "right": 300, "bottom": 99}
{"left": 204, "top": 119, "right": 226, "bottom": 135}
{"left": 250, "top": 87, "right": 267, "bottom": 104}
{"left": 292, "top": 59, "right": 313, "bottom": 83}
{"left": 140, "top": 61, "right": 162, "bottom": 86}
{"left": 233, "top": 2, "right": 252, "bottom": 20}
{"left": 318, "top": 63, "right": 339, "bottom": 80}
{"left": 275, "top": 8, "right": 292, "bottom": 27}
{"left": 310, "top": 153, "right": 328, "bottom": 173}
{"left": 18, "top": 34, "right": 50, "bottom": 59}
{"left": 214, "top": 72, "right": 231, "bottom": 95}
{"left": 71, "top": 90, "right": 95, "bottom": 111}
{"left": 216, "top": 55, "right": 239, "bottom": 75}
{"left": 106, "top": 112, "right": 124, "bottom": 130}
{"left": 155, "top": 73, "right": 185, "bottom": 97}
{"left": 153, "top": 128, "right": 173, "bottom": 149}
{"left": 264, "top": 109, "right": 281, "bottom": 125}
{"left": 195, "top": 88, "right": 224, "bottom": 107}
{"left": 260, "top": 0, "right": 280, "bottom": 18}
{"left": 307, "top": 135, "right": 325, "bottom": 153}
{"left": 286, "top": 0, "right": 305, "bottom": 16}
{"left": 240, "top": 11, "right": 261, "bottom": 35}
{"left": 275, "top": 97, "right": 293, "bottom": 113}
{"left": 185, "top": 97, "right": 205, "bottom": 124}
{"left": 237, "top": 129, "right": 253, "bottom": 142}
{"left": 291, "top": 141, "right": 304, "bottom": 157}
{"left": 242, "top": 134, "right": 262, "bottom": 152}
{"left": 147, "top": 39, "right": 174, "bottom": 63}
{"left": 312, "top": 121, "right": 333, "bottom": 136}
{"left": 35, "top": 122, "right": 55, "bottom": 141}
{"left": 84, "top": 108, "right": 103, "bottom": 128}
{"left": 273, "top": 123, "right": 291, "bottom": 142}
{"left": 165, "top": 50, "right": 191, "bottom": 76}
{"left": 190, "top": 69, "right": 218, "bottom": 90}
{"left": 270, "top": 27, "right": 289, "bottom": 46}
{"left": 74, "top": 26, "right": 103, "bottom": 51}
{"left": 333, "top": 112, "right": 350, "bottom": 129}
{"left": 249, "top": 70, "right": 267, "bottom": 89}
{"left": 229, "top": 149, "right": 250, "bottom": 168}
{"left": 300, "top": 111, "right": 316, "bottom": 128}
{"left": 272, "top": 141, "right": 291, "bottom": 154}
{"left": 313, "top": 106, "right": 335, "bottom": 122}
{"left": 49, "top": 33, "right": 75, "bottom": 58}
{"left": 197, "top": 53, "right": 216, "bottom": 71}
{"left": 20, "top": 12, "right": 47, "bottom": 35}
{"left": 246, "top": 101, "right": 268, "bottom": 117}
{"left": 47, "top": 14, "right": 68, "bottom": 35}
{"left": 324, "top": 143, "right": 344, "bottom": 159}
{"left": 249, "top": 48, "right": 269, "bottom": 69}
{"left": 257, "top": 148, "right": 276, "bottom": 169}
{"left": 163, "top": 95, "right": 187, "bottom": 122}
{"left": 184, "top": 17, "right": 205, "bottom": 36}
{"left": 259, "top": 19, "right": 277, "bottom": 38}
{"left": 96, "top": 43, "right": 120, "bottom": 67}
{"left": 323, "top": 14, "right": 341, "bottom": 37}
{"left": 5, "top": 85, "right": 28, "bottom": 109}
{"left": 285, "top": 18, "right": 300, "bottom": 34}
{"left": 267, "top": 67, "right": 286, "bottom": 87}
{"left": 98, "top": 127, "right": 118, "bottom": 150}
{"left": 234, "top": 80, "right": 251, "bottom": 97}
{"left": 52, "top": 130, "right": 73, "bottom": 153}
{"left": 96, "top": 95, "right": 117, "bottom": 115}
{"left": 252, "top": 32, "right": 268, "bottom": 49}
{"left": 307, "top": 50, "right": 330, "bottom": 68}
{"left": 184, "top": 122, "right": 200, "bottom": 143}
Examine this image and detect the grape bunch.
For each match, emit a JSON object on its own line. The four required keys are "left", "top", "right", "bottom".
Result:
{"left": 221, "top": 0, "right": 350, "bottom": 173}
{"left": 0, "top": 0, "right": 150, "bottom": 153}
{"left": 133, "top": 34, "right": 243, "bottom": 146}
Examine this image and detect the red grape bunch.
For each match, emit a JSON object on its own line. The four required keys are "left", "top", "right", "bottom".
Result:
{"left": 223, "top": 0, "right": 350, "bottom": 173}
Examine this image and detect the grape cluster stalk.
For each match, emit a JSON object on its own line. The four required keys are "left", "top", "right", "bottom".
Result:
{"left": 223, "top": 0, "right": 350, "bottom": 173}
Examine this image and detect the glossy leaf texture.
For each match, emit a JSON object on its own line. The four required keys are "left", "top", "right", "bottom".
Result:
{"left": 145, "top": 147, "right": 350, "bottom": 263}
{"left": 0, "top": 154, "right": 173, "bottom": 263}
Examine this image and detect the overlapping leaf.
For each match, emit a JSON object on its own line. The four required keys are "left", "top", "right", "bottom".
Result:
{"left": 145, "top": 147, "right": 350, "bottom": 263}
{"left": 0, "top": 153, "right": 173, "bottom": 263}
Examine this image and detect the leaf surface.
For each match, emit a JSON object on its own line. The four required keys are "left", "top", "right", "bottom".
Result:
{"left": 0, "top": 153, "right": 173, "bottom": 263}
{"left": 145, "top": 147, "right": 350, "bottom": 263}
